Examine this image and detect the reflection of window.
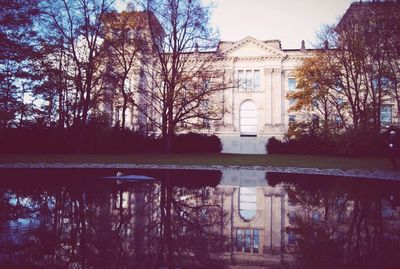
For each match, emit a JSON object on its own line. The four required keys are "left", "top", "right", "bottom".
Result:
{"left": 288, "top": 78, "right": 296, "bottom": 91}
{"left": 381, "top": 105, "right": 392, "bottom": 124}
{"left": 237, "top": 69, "right": 261, "bottom": 91}
{"left": 239, "top": 187, "right": 257, "bottom": 220}
{"left": 236, "top": 229, "right": 259, "bottom": 253}
{"left": 288, "top": 230, "right": 296, "bottom": 245}
{"left": 115, "top": 191, "right": 129, "bottom": 209}
{"left": 311, "top": 211, "right": 321, "bottom": 221}
{"left": 114, "top": 106, "right": 121, "bottom": 127}
{"left": 288, "top": 211, "right": 296, "bottom": 225}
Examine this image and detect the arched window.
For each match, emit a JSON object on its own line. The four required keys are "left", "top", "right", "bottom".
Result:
{"left": 240, "top": 101, "right": 257, "bottom": 136}
{"left": 239, "top": 187, "right": 257, "bottom": 220}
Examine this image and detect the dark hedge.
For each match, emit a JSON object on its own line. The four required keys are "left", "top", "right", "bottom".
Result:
{"left": 0, "top": 128, "right": 222, "bottom": 154}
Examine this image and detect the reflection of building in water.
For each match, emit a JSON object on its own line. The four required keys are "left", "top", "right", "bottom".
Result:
{"left": 107, "top": 170, "right": 296, "bottom": 268}
{"left": 215, "top": 169, "right": 295, "bottom": 267}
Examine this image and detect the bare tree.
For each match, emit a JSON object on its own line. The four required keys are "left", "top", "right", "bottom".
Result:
{"left": 134, "top": 0, "right": 233, "bottom": 152}
{"left": 102, "top": 10, "right": 149, "bottom": 129}
{"left": 41, "top": 0, "right": 115, "bottom": 150}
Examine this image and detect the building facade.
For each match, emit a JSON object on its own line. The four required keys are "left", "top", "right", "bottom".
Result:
{"left": 210, "top": 37, "right": 311, "bottom": 154}
{"left": 102, "top": 34, "right": 312, "bottom": 154}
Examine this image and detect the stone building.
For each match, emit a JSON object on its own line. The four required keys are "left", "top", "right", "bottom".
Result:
{"left": 101, "top": 29, "right": 312, "bottom": 154}
{"left": 101, "top": 1, "right": 400, "bottom": 154}
{"left": 209, "top": 37, "right": 312, "bottom": 154}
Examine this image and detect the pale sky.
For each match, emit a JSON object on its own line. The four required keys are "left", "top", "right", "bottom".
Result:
{"left": 116, "top": 0, "right": 356, "bottom": 49}
{"left": 204, "top": 0, "right": 355, "bottom": 49}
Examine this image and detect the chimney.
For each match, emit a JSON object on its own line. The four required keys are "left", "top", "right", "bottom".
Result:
{"left": 301, "top": 40, "right": 306, "bottom": 52}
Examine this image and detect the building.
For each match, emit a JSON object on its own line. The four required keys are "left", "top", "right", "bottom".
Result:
{"left": 101, "top": 27, "right": 313, "bottom": 154}
{"left": 101, "top": 1, "right": 400, "bottom": 154}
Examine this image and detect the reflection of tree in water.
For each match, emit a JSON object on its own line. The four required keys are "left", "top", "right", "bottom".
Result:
{"left": 0, "top": 169, "right": 228, "bottom": 269}
{"left": 269, "top": 173, "right": 400, "bottom": 269}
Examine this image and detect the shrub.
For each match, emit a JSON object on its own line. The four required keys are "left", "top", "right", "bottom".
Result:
{"left": 334, "top": 128, "right": 385, "bottom": 157}
{"left": 266, "top": 137, "right": 285, "bottom": 154}
{"left": 172, "top": 133, "right": 222, "bottom": 153}
{"left": 0, "top": 128, "right": 222, "bottom": 154}
{"left": 265, "top": 129, "right": 386, "bottom": 157}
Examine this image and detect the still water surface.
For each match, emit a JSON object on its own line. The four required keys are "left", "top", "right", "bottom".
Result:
{"left": 0, "top": 168, "right": 399, "bottom": 269}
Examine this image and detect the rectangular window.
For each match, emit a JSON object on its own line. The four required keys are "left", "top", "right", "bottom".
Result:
{"left": 244, "top": 229, "right": 252, "bottom": 253}
{"left": 335, "top": 115, "right": 343, "bottom": 127}
{"left": 336, "top": 97, "right": 343, "bottom": 106}
{"left": 236, "top": 229, "right": 260, "bottom": 253}
{"left": 253, "top": 229, "right": 259, "bottom": 253}
{"left": 381, "top": 105, "right": 392, "bottom": 124}
{"left": 246, "top": 70, "right": 253, "bottom": 90}
{"left": 289, "top": 115, "right": 296, "bottom": 123}
{"left": 288, "top": 78, "right": 296, "bottom": 91}
{"left": 236, "top": 229, "right": 244, "bottom": 251}
{"left": 238, "top": 70, "right": 245, "bottom": 90}
{"left": 237, "top": 70, "right": 260, "bottom": 91}
{"left": 254, "top": 70, "right": 260, "bottom": 90}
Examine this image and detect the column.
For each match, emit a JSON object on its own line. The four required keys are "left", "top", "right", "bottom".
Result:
{"left": 272, "top": 68, "right": 283, "bottom": 125}
{"left": 264, "top": 68, "right": 273, "bottom": 125}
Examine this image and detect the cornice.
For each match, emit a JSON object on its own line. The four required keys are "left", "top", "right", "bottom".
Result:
{"left": 221, "top": 36, "right": 286, "bottom": 57}
{"left": 222, "top": 55, "right": 286, "bottom": 62}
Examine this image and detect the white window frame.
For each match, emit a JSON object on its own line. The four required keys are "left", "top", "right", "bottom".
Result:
{"left": 237, "top": 69, "right": 261, "bottom": 91}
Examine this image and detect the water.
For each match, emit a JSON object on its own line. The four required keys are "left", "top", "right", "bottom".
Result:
{"left": 0, "top": 168, "right": 399, "bottom": 269}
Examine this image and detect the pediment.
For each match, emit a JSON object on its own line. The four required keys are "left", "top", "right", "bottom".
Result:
{"left": 221, "top": 36, "right": 286, "bottom": 58}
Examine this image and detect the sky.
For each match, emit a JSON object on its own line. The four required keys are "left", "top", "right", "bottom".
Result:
{"left": 116, "top": 0, "right": 356, "bottom": 49}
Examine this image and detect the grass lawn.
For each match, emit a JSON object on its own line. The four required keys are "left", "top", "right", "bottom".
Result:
{"left": 0, "top": 153, "right": 397, "bottom": 171}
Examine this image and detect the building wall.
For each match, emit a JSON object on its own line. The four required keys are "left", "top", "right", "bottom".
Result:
{"left": 212, "top": 37, "right": 312, "bottom": 153}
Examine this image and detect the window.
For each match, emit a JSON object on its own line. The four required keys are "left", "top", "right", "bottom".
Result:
{"left": 289, "top": 115, "right": 296, "bottom": 123}
{"left": 237, "top": 69, "right": 261, "bottom": 91}
{"left": 246, "top": 70, "right": 253, "bottom": 90}
{"left": 381, "top": 105, "right": 392, "bottom": 124}
{"left": 239, "top": 187, "right": 257, "bottom": 220}
{"left": 312, "top": 99, "right": 319, "bottom": 109}
{"left": 202, "top": 79, "right": 210, "bottom": 91}
{"left": 240, "top": 101, "right": 257, "bottom": 136}
{"left": 373, "top": 76, "right": 391, "bottom": 92}
{"left": 335, "top": 115, "right": 343, "bottom": 127}
{"left": 335, "top": 80, "right": 343, "bottom": 92}
{"left": 236, "top": 229, "right": 260, "bottom": 253}
{"left": 288, "top": 78, "right": 296, "bottom": 91}
{"left": 238, "top": 70, "right": 245, "bottom": 89}
{"left": 254, "top": 70, "right": 260, "bottom": 90}
{"left": 253, "top": 229, "right": 259, "bottom": 253}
